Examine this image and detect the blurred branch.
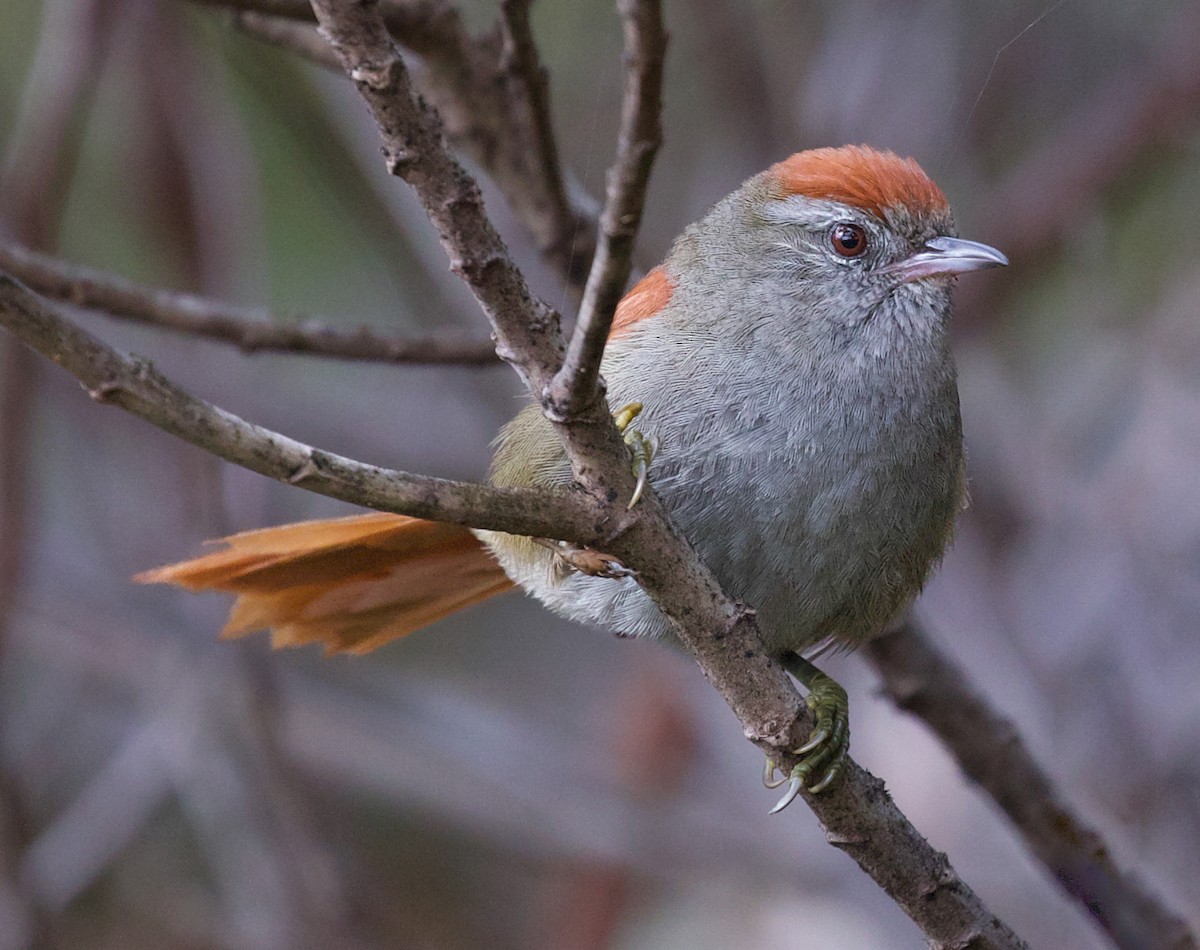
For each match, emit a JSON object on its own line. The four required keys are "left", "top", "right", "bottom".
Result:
{"left": 22, "top": 711, "right": 175, "bottom": 912}
{"left": 219, "top": 24, "right": 475, "bottom": 315}
{"left": 0, "top": 241, "right": 500, "bottom": 365}
{"left": 15, "top": 614, "right": 801, "bottom": 889}
{"left": 230, "top": 7, "right": 340, "bottom": 66}
{"left": 0, "top": 273, "right": 609, "bottom": 542}
{"left": 235, "top": 647, "right": 381, "bottom": 950}
{"left": 496, "top": 0, "right": 573, "bottom": 266}
{"left": 547, "top": 0, "right": 665, "bottom": 421}
{"left": 188, "top": 0, "right": 598, "bottom": 295}
{"left": 306, "top": 1, "right": 569, "bottom": 387}
{"left": 189, "top": 0, "right": 458, "bottom": 48}
{"left": 865, "top": 618, "right": 1199, "bottom": 950}
{"left": 303, "top": 2, "right": 1027, "bottom": 946}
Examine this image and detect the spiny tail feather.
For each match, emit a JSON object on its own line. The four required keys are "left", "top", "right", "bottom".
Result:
{"left": 136, "top": 513, "right": 514, "bottom": 654}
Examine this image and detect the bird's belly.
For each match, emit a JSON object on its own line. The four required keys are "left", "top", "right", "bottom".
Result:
{"left": 499, "top": 413, "right": 963, "bottom": 657}
{"left": 482, "top": 362, "right": 964, "bottom": 657}
{"left": 666, "top": 438, "right": 963, "bottom": 655}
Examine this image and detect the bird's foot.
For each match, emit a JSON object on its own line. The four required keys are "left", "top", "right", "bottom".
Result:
{"left": 613, "top": 401, "right": 656, "bottom": 508}
{"left": 764, "top": 658, "right": 850, "bottom": 812}
{"left": 541, "top": 541, "right": 636, "bottom": 579}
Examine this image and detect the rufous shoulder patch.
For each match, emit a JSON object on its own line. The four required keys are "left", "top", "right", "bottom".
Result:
{"left": 609, "top": 267, "right": 675, "bottom": 338}
{"left": 769, "top": 146, "right": 948, "bottom": 220}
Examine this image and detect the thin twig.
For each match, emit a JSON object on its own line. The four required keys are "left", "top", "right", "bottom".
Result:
{"left": 865, "top": 618, "right": 1200, "bottom": 950}
{"left": 230, "top": 8, "right": 340, "bottom": 67}
{"left": 0, "top": 273, "right": 605, "bottom": 542}
{"left": 495, "top": 0, "right": 586, "bottom": 282}
{"left": 303, "top": 3, "right": 1027, "bottom": 945}
{"left": 189, "top": 0, "right": 459, "bottom": 50}
{"left": 0, "top": 242, "right": 499, "bottom": 365}
{"left": 497, "top": 0, "right": 565, "bottom": 217}
{"left": 546, "top": 0, "right": 665, "bottom": 421}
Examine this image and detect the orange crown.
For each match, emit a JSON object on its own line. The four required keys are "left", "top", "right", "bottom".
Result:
{"left": 769, "top": 146, "right": 949, "bottom": 220}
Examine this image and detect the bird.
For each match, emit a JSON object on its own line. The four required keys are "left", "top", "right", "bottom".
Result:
{"left": 138, "top": 145, "right": 1007, "bottom": 811}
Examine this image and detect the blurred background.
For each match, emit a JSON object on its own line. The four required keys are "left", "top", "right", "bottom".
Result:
{"left": 1, "top": 0, "right": 1199, "bottom": 947}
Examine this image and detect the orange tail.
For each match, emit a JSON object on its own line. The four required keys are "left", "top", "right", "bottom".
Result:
{"left": 136, "top": 513, "right": 514, "bottom": 654}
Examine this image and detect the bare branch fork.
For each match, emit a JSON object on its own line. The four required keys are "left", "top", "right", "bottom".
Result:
{"left": 545, "top": 0, "right": 665, "bottom": 420}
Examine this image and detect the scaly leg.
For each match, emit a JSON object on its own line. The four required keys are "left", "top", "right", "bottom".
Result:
{"left": 763, "top": 654, "right": 850, "bottom": 812}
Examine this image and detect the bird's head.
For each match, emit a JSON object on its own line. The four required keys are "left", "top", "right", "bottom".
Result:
{"left": 609, "top": 146, "right": 1006, "bottom": 354}
{"left": 748, "top": 145, "right": 1006, "bottom": 333}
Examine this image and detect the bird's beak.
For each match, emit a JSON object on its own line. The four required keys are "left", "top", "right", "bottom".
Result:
{"left": 887, "top": 236, "right": 1008, "bottom": 284}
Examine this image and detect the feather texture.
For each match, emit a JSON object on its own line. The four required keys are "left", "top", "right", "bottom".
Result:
{"left": 609, "top": 266, "right": 675, "bottom": 338}
{"left": 136, "top": 513, "right": 513, "bottom": 654}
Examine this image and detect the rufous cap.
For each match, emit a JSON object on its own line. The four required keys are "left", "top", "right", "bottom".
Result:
{"left": 768, "top": 146, "right": 949, "bottom": 221}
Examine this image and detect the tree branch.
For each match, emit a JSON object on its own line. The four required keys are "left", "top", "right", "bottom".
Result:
{"left": 188, "top": 0, "right": 459, "bottom": 50}
{"left": 865, "top": 619, "right": 1199, "bottom": 950}
{"left": 546, "top": 0, "right": 665, "bottom": 421}
{"left": 496, "top": 0, "right": 577, "bottom": 276}
{"left": 0, "top": 241, "right": 499, "bottom": 365}
{"left": 0, "top": 272, "right": 606, "bottom": 541}
{"left": 301, "top": 2, "right": 1027, "bottom": 945}
{"left": 228, "top": 8, "right": 341, "bottom": 68}
{"left": 309, "top": 8, "right": 568, "bottom": 386}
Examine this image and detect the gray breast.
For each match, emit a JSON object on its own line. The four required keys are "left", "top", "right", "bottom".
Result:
{"left": 602, "top": 327, "right": 964, "bottom": 655}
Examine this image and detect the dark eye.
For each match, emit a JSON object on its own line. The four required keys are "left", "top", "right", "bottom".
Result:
{"left": 830, "top": 223, "right": 868, "bottom": 258}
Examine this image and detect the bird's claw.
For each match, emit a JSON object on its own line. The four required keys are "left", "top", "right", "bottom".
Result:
{"left": 769, "top": 776, "right": 805, "bottom": 815}
{"left": 630, "top": 453, "right": 650, "bottom": 508}
{"left": 613, "top": 401, "right": 656, "bottom": 509}
{"left": 767, "top": 664, "right": 850, "bottom": 813}
{"left": 550, "top": 542, "right": 636, "bottom": 579}
{"left": 762, "top": 757, "right": 786, "bottom": 789}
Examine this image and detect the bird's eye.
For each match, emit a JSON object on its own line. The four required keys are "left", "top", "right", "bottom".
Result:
{"left": 830, "top": 223, "right": 868, "bottom": 258}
